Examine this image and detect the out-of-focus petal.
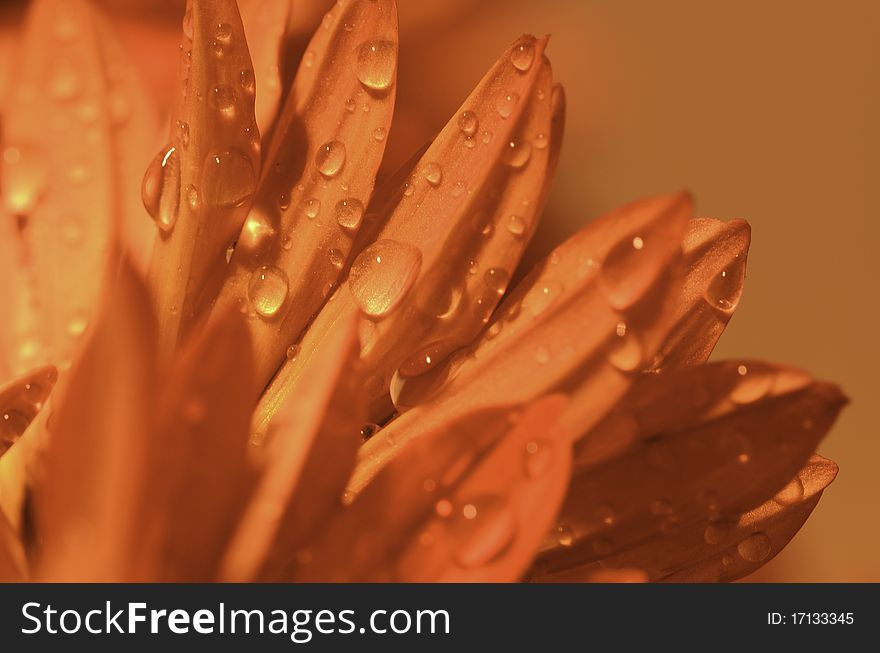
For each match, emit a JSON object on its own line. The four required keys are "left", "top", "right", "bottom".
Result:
{"left": 144, "top": 307, "right": 257, "bottom": 581}
{"left": 0, "top": 365, "right": 57, "bottom": 458}
{"left": 652, "top": 218, "right": 751, "bottom": 370}
{"left": 254, "top": 35, "right": 560, "bottom": 436}
{"left": 296, "top": 395, "right": 570, "bottom": 582}
{"left": 530, "top": 362, "right": 846, "bottom": 581}
{"left": 222, "top": 313, "right": 364, "bottom": 581}
{"left": 239, "top": 0, "right": 291, "bottom": 135}
{"left": 350, "top": 192, "right": 691, "bottom": 493}
{"left": 147, "top": 0, "right": 260, "bottom": 356}
{"left": 91, "top": 7, "right": 162, "bottom": 271}
{"left": 0, "top": 507, "right": 25, "bottom": 581}
{"left": 2, "top": 0, "right": 127, "bottom": 370}
{"left": 210, "top": 0, "right": 398, "bottom": 389}
{"left": 37, "top": 256, "right": 158, "bottom": 581}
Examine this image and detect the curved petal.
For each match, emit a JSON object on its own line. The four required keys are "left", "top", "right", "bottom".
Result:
{"left": 652, "top": 218, "right": 751, "bottom": 370}
{"left": 351, "top": 192, "right": 692, "bottom": 493}
{"left": 222, "top": 313, "right": 364, "bottom": 581}
{"left": 210, "top": 0, "right": 398, "bottom": 389}
{"left": 147, "top": 0, "right": 260, "bottom": 356}
{"left": 295, "top": 395, "right": 571, "bottom": 582}
{"left": 2, "top": 0, "right": 127, "bottom": 371}
{"left": 37, "top": 256, "right": 158, "bottom": 581}
{"left": 530, "top": 361, "right": 846, "bottom": 580}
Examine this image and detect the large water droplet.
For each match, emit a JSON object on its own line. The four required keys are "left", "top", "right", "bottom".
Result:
{"left": 730, "top": 364, "right": 774, "bottom": 404}
{"left": 737, "top": 532, "right": 771, "bottom": 563}
{"left": 507, "top": 214, "right": 527, "bottom": 236}
{"left": 496, "top": 92, "right": 519, "bottom": 119}
{"left": 248, "top": 265, "right": 289, "bottom": 318}
{"left": 705, "top": 254, "right": 746, "bottom": 312}
{"left": 607, "top": 322, "right": 644, "bottom": 372}
{"left": 597, "top": 233, "right": 650, "bottom": 310}
{"left": 502, "top": 140, "right": 531, "bottom": 168}
{"left": 448, "top": 495, "right": 516, "bottom": 569}
{"left": 335, "top": 198, "right": 364, "bottom": 231}
{"left": 356, "top": 40, "right": 396, "bottom": 91}
{"left": 315, "top": 140, "right": 346, "bottom": 178}
{"left": 348, "top": 239, "right": 422, "bottom": 317}
{"left": 424, "top": 162, "right": 442, "bottom": 187}
{"left": 238, "top": 211, "right": 276, "bottom": 256}
{"left": 202, "top": 148, "right": 255, "bottom": 208}
{"left": 511, "top": 40, "right": 535, "bottom": 71}
{"left": 142, "top": 145, "right": 180, "bottom": 233}
{"left": 1, "top": 145, "right": 47, "bottom": 216}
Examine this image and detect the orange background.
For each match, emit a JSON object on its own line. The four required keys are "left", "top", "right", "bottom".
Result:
{"left": 2, "top": 0, "right": 877, "bottom": 580}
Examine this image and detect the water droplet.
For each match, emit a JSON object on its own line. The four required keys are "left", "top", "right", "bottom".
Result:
{"left": 335, "top": 198, "right": 364, "bottom": 231}
{"left": 239, "top": 69, "right": 255, "bottom": 94}
{"left": 502, "top": 139, "right": 531, "bottom": 168}
{"left": 507, "top": 214, "right": 527, "bottom": 236}
{"left": 202, "top": 148, "right": 255, "bottom": 208}
{"left": 452, "top": 181, "right": 466, "bottom": 198}
{"left": 142, "top": 145, "right": 180, "bottom": 233}
{"left": 511, "top": 40, "right": 535, "bottom": 71}
{"left": 360, "top": 423, "right": 380, "bottom": 441}
{"left": 737, "top": 532, "right": 771, "bottom": 562}
{"left": 774, "top": 476, "right": 805, "bottom": 506}
{"left": 238, "top": 211, "right": 275, "bottom": 256}
{"left": 177, "top": 120, "right": 190, "bottom": 149}
{"left": 356, "top": 40, "right": 396, "bottom": 91}
{"left": 1, "top": 410, "right": 31, "bottom": 454}
{"left": 435, "top": 499, "right": 453, "bottom": 517}
{"left": 184, "top": 184, "right": 199, "bottom": 210}
{"left": 597, "top": 504, "right": 616, "bottom": 526}
{"left": 303, "top": 197, "right": 321, "bottom": 219}
{"left": 344, "top": 97, "right": 356, "bottom": 113}
{"left": 496, "top": 92, "right": 519, "bottom": 119}
{"left": 1, "top": 145, "right": 47, "bottom": 216}
{"left": 209, "top": 85, "right": 236, "bottom": 116}
{"left": 524, "top": 439, "right": 554, "bottom": 478}
{"left": 182, "top": 8, "right": 193, "bottom": 39}
{"left": 607, "top": 323, "right": 644, "bottom": 372}
{"left": 534, "top": 132, "right": 548, "bottom": 149}
{"left": 248, "top": 265, "right": 289, "bottom": 318}
{"left": 484, "top": 268, "right": 510, "bottom": 295}
{"left": 597, "top": 232, "right": 650, "bottom": 310}
{"left": 447, "top": 495, "right": 516, "bottom": 568}
{"left": 349, "top": 240, "right": 422, "bottom": 317}
{"left": 328, "top": 248, "right": 345, "bottom": 268}
{"left": 458, "top": 110, "right": 479, "bottom": 136}
{"left": 215, "top": 22, "right": 232, "bottom": 43}
{"left": 373, "top": 126, "right": 386, "bottom": 142}
{"left": 424, "top": 162, "right": 442, "bottom": 186}
{"left": 286, "top": 343, "right": 300, "bottom": 360}
{"left": 315, "top": 140, "right": 346, "bottom": 178}
{"left": 481, "top": 130, "right": 492, "bottom": 144}
{"left": 705, "top": 254, "right": 747, "bottom": 312}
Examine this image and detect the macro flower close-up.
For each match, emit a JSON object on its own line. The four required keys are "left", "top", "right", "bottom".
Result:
{"left": 0, "top": 0, "right": 852, "bottom": 585}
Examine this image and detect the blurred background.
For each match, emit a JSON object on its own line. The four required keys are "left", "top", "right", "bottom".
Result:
{"left": 1, "top": 0, "right": 877, "bottom": 580}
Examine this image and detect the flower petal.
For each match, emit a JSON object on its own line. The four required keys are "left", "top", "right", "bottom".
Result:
{"left": 0, "top": 365, "right": 57, "bottom": 458}
{"left": 139, "top": 307, "right": 257, "bottom": 581}
{"left": 652, "top": 218, "right": 751, "bottom": 370}
{"left": 253, "top": 35, "right": 560, "bottom": 436}
{"left": 351, "top": 192, "right": 691, "bottom": 493}
{"left": 0, "top": 507, "right": 25, "bottom": 581}
{"left": 532, "top": 456, "right": 837, "bottom": 582}
{"left": 147, "top": 0, "right": 260, "bottom": 356}
{"left": 221, "top": 312, "right": 364, "bottom": 581}
{"left": 239, "top": 0, "right": 291, "bottom": 134}
{"left": 37, "top": 256, "right": 158, "bottom": 581}
{"left": 2, "top": 0, "right": 127, "bottom": 370}
{"left": 209, "top": 0, "right": 398, "bottom": 389}
{"left": 529, "top": 361, "right": 846, "bottom": 581}
{"left": 295, "top": 395, "right": 570, "bottom": 582}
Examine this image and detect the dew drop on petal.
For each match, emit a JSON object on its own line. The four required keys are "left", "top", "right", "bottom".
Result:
{"left": 484, "top": 268, "right": 510, "bottom": 295}
{"left": 502, "top": 139, "right": 531, "bottom": 168}
{"left": 511, "top": 40, "right": 535, "bottom": 71}
{"left": 348, "top": 239, "right": 422, "bottom": 317}
{"left": 335, "top": 198, "right": 364, "bottom": 231}
{"left": 315, "top": 140, "right": 346, "bottom": 178}
{"left": 458, "top": 110, "right": 479, "bottom": 136}
{"left": 507, "top": 214, "right": 527, "bottom": 236}
{"left": 737, "top": 532, "right": 771, "bottom": 563}
{"left": 597, "top": 233, "right": 649, "bottom": 310}
{"left": 555, "top": 523, "right": 574, "bottom": 547}
{"left": 424, "top": 162, "right": 442, "bottom": 186}
{"left": 356, "top": 40, "right": 396, "bottom": 91}
{"left": 729, "top": 365, "right": 774, "bottom": 404}
{"left": 201, "top": 148, "right": 255, "bottom": 208}
{"left": 209, "top": 85, "right": 236, "bottom": 116}
{"left": 496, "top": 92, "right": 518, "bottom": 119}
{"left": 373, "top": 126, "right": 386, "bottom": 142}
{"left": 705, "top": 254, "right": 747, "bottom": 312}
{"left": 328, "top": 248, "right": 345, "bottom": 269}
{"left": 239, "top": 69, "right": 255, "bottom": 94}
{"left": 523, "top": 439, "right": 554, "bottom": 478}
{"left": 286, "top": 343, "right": 300, "bottom": 360}
{"left": 774, "top": 476, "right": 805, "bottom": 506}
{"left": 607, "top": 323, "right": 644, "bottom": 372}
{"left": 248, "top": 265, "right": 288, "bottom": 318}
{"left": 238, "top": 211, "right": 276, "bottom": 256}
{"left": 304, "top": 198, "right": 321, "bottom": 219}
{"left": 142, "top": 145, "right": 180, "bottom": 233}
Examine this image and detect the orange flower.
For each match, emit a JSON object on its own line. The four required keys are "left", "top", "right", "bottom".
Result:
{"left": 0, "top": 0, "right": 845, "bottom": 582}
